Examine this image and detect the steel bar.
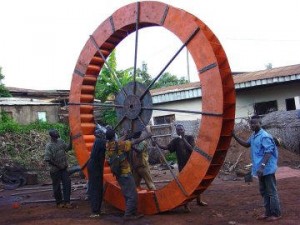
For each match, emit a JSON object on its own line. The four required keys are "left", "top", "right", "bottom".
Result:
{"left": 113, "top": 115, "right": 126, "bottom": 131}
{"left": 21, "top": 197, "right": 81, "bottom": 205}
{"left": 130, "top": 119, "right": 134, "bottom": 132}
{"left": 133, "top": 2, "right": 140, "bottom": 95}
{"left": 89, "top": 35, "right": 128, "bottom": 97}
{"left": 15, "top": 186, "right": 51, "bottom": 191}
{"left": 137, "top": 116, "right": 189, "bottom": 197}
{"left": 68, "top": 102, "right": 123, "bottom": 108}
{"left": 142, "top": 179, "right": 171, "bottom": 184}
{"left": 140, "top": 27, "right": 200, "bottom": 100}
{"left": 11, "top": 188, "right": 52, "bottom": 196}
{"left": 142, "top": 106, "right": 222, "bottom": 116}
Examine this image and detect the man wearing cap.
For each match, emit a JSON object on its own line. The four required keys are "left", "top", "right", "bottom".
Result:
{"left": 87, "top": 126, "right": 107, "bottom": 218}
{"left": 44, "top": 129, "right": 73, "bottom": 209}
{"left": 155, "top": 124, "right": 207, "bottom": 212}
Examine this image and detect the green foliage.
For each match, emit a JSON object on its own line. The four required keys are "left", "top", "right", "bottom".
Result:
{"left": 95, "top": 51, "right": 132, "bottom": 102}
{"left": 0, "top": 115, "right": 72, "bottom": 181}
{"left": 129, "top": 61, "right": 152, "bottom": 87}
{"left": 0, "top": 67, "right": 12, "bottom": 97}
{"left": 152, "top": 72, "right": 188, "bottom": 89}
{"left": 100, "top": 107, "right": 117, "bottom": 127}
{"left": 95, "top": 51, "right": 133, "bottom": 125}
{"left": 94, "top": 51, "right": 188, "bottom": 125}
{"left": 0, "top": 111, "right": 68, "bottom": 138}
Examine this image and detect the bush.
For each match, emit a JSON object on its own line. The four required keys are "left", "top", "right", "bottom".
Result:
{"left": 0, "top": 114, "right": 74, "bottom": 182}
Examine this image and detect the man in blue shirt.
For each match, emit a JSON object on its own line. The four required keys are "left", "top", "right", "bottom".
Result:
{"left": 233, "top": 115, "right": 281, "bottom": 222}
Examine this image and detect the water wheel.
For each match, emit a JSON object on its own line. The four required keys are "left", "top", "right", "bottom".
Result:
{"left": 69, "top": 1, "right": 235, "bottom": 214}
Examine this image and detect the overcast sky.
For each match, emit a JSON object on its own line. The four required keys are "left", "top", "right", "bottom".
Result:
{"left": 1, "top": 0, "right": 300, "bottom": 90}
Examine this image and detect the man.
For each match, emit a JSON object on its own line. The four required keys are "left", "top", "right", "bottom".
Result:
{"left": 44, "top": 129, "right": 73, "bottom": 209}
{"left": 233, "top": 115, "right": 281, "bottom": 222}
{"left": 130, "top": 131, "right": 156, "bottom": 191}
{"left": 87, "top": 127, "right": 106, "bottom": 218}
{"left": 155, "top": 124, "right": 207, "bottom": 212}
{"left": 106, "top": 128, "right": 150, "bottom": 221}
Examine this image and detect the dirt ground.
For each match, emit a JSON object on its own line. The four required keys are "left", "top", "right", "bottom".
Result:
{"left": 1, "top": 137, "right": 300, "bottom": 225}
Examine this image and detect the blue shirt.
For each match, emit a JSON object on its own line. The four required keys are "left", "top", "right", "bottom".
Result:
{"left": 247, "top": 129, "right": 278, "bottom": 176}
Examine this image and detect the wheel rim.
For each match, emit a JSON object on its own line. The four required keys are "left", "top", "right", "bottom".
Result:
{"left": 69, "top": 1, "right": 236, "bottom": 214}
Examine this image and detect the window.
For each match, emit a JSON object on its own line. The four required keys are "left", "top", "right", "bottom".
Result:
{"left": 154, "top": 114, "right": 175, "bottom": 125}
{"left": 254, "top": 100, "right": 278, "bottom": 115}
{"left": 37, "top": 112, "right": 47, "bottom": 122}
{"left": 285, "top": 98, "right": 296, "bottom": 111}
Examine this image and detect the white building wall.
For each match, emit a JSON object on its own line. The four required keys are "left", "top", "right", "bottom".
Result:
{"left": 235, "top": 82, "right": 300, "bottom": 118}
{"left": 152, "top": 82, "right": 300, "bottom": 122}
{"left": 295, "top": 96, "right": 300, "bottom": 109}
{"left": 151, "top": 98, "right": 202, "bottom": 123}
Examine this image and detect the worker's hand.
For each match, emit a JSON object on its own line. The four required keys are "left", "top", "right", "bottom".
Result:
{"left": 256, "top": 167, "right": 264, "bottom": 177}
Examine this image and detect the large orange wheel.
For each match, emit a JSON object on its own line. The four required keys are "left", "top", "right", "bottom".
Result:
{"left": 69, "top": 1, "right": 235, "bottom": 214}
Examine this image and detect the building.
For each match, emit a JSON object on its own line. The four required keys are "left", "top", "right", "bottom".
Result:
{"left": 7, "top": 87, "right": 69, "bottom": 105}
{"left": 0, "top": 98, "right": 60, "bottom": 124}
{"left": 5, "top": 64, "right": 300, "bottom": 125}
{"left": 150, "top": 64, "right": 300, "bottom": 124}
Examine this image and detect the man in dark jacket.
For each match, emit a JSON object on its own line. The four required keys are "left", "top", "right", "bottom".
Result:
{"left": 44, "top": 129, "right": 73, "bottom": 208}
{"left": 87, "top": 127, "right": 107, "bottom": 218}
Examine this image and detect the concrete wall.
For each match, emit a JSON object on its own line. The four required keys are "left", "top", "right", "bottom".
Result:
{"left": 0, "top": 105, "right": 60, "bottom": 124}
{"left": 151, "top": 82, "right": 300, "bottom": 123}
{"left": 151, "top": 98, "right": 202, "bottom": 124}
{"left": 235, "top": 82, "right": 300, "bottom": 119}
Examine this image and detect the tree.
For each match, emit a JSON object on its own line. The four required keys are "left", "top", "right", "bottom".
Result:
{"left": 151, "top": 72, "right": 188, "bottom": 89}
{"left": 0, "top": 67, "right": 12, "bottom": 97}
{"left": 133, "top": 61, "right": 152, "bottom": 87}
{"left": 94, "top": 52, "right": 188, "bottom": 125}
{"left": 265, "top": 63, "right": 273, "bottom": 69}
{"left": 95, "top": 51, "right": 133, "bottom": 126}
{"left": 95, "top": 51, "right": 132, "bottom": 103}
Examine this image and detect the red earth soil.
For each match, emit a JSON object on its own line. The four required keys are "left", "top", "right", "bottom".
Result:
{"left": 1, "top": 137, "right": 299, "bottom": 225}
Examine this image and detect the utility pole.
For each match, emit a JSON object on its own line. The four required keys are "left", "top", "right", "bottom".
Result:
{"left": 186, "top": 48, "right": 190, "bottom": 82}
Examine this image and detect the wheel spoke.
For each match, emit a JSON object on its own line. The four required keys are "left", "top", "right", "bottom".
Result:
{"left": 140, "top": 27, "right": 200, "bottom": 100}
{"left": 68, "top": 102, "right": 123, "bottom": 108}
{"left": 113, "top": 116, "right": 126, "bottom": 131}
{"left": 89, "top": 35, "right": 128, "bottom": 97}
{"left": 137, "top": 116, "right": 188, "bottom": 196}
{"left": 129, "top": 119, "right": 133, "bottom": 132}
{"left": 142, "top": 106, "right": 222, "bottom": 116}
{"left": 133, "top": 2, "right": 140, "bottom": 95}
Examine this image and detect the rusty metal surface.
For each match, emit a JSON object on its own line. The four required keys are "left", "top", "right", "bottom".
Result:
{"left": 69, "top": 1, "right": 236, "bottom": 215}
{"left": 115, "top": 81, "right": 152, "bottom": 132}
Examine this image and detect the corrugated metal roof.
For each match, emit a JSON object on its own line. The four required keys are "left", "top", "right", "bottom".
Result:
{"left": 151, "top": 64, "right": 300, "bottom": 104}
{"left": 233, "top": 64, "right": 300, "bottom": 84}
{"left": 0, "top": 97, "right": 59, "bottom": 106}
{"left": 150, "top": 82, "right": 200, "bottom": 95}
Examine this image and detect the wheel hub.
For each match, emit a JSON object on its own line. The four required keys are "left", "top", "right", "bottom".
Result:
{"left": 124, "top": 95, "right": 142, "bottom": 119}
{"left": 115, "top": 81, "right": 152, "bottom": 132}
